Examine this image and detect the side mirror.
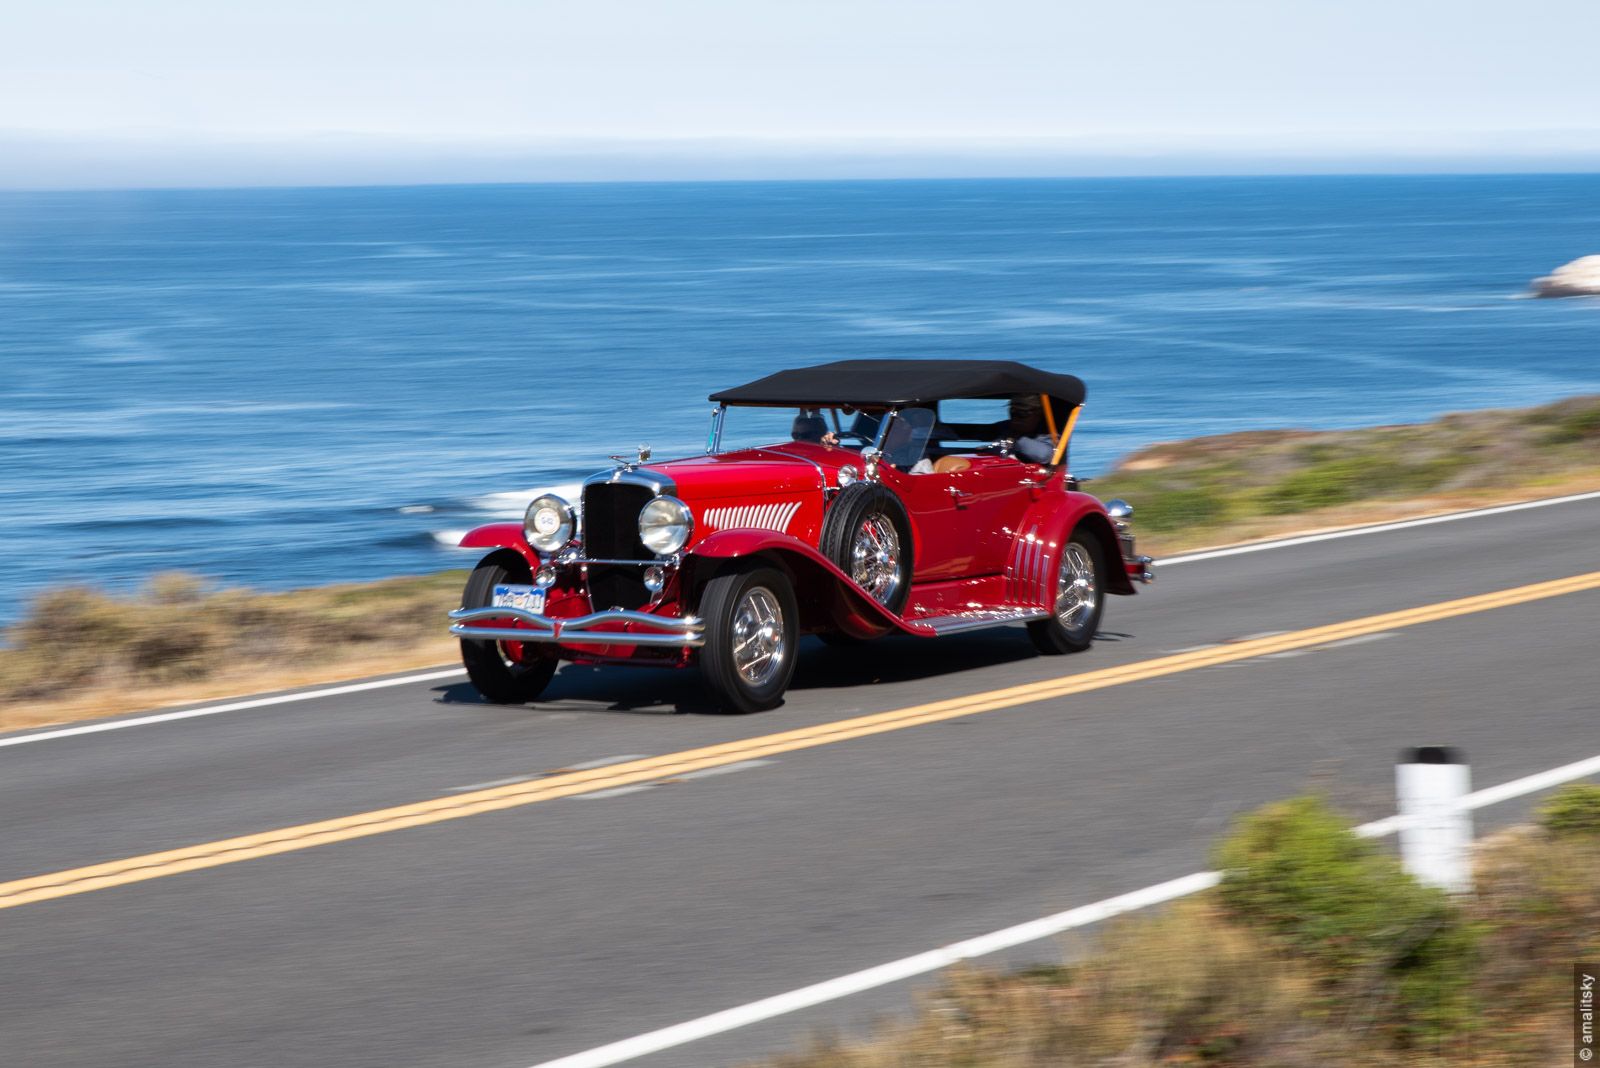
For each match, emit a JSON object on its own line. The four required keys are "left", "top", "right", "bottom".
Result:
{"left": 1105, "top": 498, "right": 1134, "bottom": 520}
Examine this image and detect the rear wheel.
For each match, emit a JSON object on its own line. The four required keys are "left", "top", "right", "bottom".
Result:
{"left": 699, "top": 564, "right": 799, "bottom": 713}
{"left": 459, "top": 554, "right": 559, "bottom": 703}
{"left": 1027, "top": 531, "right": 1105, "bottom": 655}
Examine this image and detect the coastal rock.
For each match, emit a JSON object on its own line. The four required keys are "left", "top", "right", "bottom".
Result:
{"left": 1531, "top": 255, "right": 1600, "bottom": 298}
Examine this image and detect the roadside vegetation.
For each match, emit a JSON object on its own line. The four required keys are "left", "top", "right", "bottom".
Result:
{"left": 4, "top": 394, "right": 1599, "bottom": 731}
{"left": 756, "top": 786, "right": 1600, "bottom": 1067}
{"left": 0, "top": 571, "right": 465, "bottom": 731}
{"left": 1095, "top": 393, "right": 1600, "bottom": 553}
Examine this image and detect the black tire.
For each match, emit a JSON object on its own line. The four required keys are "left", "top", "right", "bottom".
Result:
{"left": 459, "top": 553, "right": 559, "bottom": 704}
{"left": 698, "top": 564, "right": 799, "bottom": 713}
{"left": 1026, "top": 529, "right": 1106, "bottom": 655}
{"left": 819, "top": 482, "right": 914, "bottom": 616}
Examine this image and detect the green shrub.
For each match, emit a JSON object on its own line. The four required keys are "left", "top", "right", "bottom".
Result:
{"left": 1212, "top": 795, "right": 1478, "bottom": 1043}
{"left": 1539, "top": 403, "right": 1600, "bottom": 445}
{"left": 1131, "top": 487, "right": 1225, "bottom": 532}
{"left": 1258, "top": 458, "right": 1367, "bottom": 514}
{"left": 1259, "top": 453, "right": 1470, "bottom": 515}
{"left": 1538, "top": 783, "right": 1600, "bottom": 838}
{"left": 1366, "top": 454, "right": 1471, "bottom": 495}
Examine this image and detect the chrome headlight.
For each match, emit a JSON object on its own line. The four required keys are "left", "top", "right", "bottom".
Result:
{"left": 836, "top": 464, "right": 858, "bottom": 488}
{"left": 638, "top": 495, "right": 693, "bottom": 556}
{"left": 523, "top": 494, "right": 574, "bottom": 553}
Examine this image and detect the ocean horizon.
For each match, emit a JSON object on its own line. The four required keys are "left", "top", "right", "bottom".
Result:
{"left": 3, "top": 173, "right": 1599, "bottom": 624}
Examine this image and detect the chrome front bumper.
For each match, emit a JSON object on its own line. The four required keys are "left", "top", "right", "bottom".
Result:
{"left": 448, "top": 606, "right": 705, "bottom": 648}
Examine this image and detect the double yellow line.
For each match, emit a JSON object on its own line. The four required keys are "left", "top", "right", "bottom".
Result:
{"left": 5, "top": 569, "right": 1600, "bottom": 912}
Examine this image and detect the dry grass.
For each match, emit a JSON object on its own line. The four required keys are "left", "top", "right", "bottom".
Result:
{"left": 759, "top": 808, "right": 1600, "bottom": 1068}
{"left": 1095, "top": 394, "right": 1600, "bottom": 556}
{"left": 0, "top": 571, "right": 465, "bottom": 732}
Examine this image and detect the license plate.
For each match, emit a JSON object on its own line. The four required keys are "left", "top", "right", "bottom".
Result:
{"left": 492, "top": 584, "right": 546, "bottom": 614}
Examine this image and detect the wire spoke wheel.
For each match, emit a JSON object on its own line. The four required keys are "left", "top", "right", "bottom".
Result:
{"left": 1053, "top": 540, "right": 1099, "bottom": 639}
{"left": 849, "top": 513, "right": 903, "bottom": 605}
{"left": 1027, "top": 531, "right": 1105, "bottom": 656}
{"left": 730, "top": 586, "right": 786, "bottom": 687}
{"left": 820, "top": 482, "right": 913, "bottom": 619}
{"left": 699, "top": 564, "right": 799, "bottom": 713}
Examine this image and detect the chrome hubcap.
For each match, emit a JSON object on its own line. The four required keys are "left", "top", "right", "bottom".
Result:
{"left": 849, "top": 514, "right": 902, "bottom": 604}
{"left": 1054, "top": 542, "right": 1098, "bottom": 638}
{"left": 731, "top": 587, "right": 785, "bottom": 687}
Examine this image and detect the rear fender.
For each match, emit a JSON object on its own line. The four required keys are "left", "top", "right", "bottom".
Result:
{"left": 686, "top": 529, "right": 923, "bottom": 639}
{"left": 458, "top": 523, "right": 539, "bottom": 573}
{"left": 1010, "top": 496, "right": 1137, "bottom": 603}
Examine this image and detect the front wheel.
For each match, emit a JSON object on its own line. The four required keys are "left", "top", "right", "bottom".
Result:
{"left": 1027, "top": 531, "right": 1105, "bottom": 655}
{"left": 459, "top": 554, "right": 559, "bottom": 704}
{"left": 698, "top": 564, "right": 799, "bottom": 713}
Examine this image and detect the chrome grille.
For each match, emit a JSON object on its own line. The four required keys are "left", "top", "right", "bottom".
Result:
{"left": 582, "top": 482, "right": 654, "bottom": 561}
{"left": 581, "top": 481, "right": 653, "bottom": 610}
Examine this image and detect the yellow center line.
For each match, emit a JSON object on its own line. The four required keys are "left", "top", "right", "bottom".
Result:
{"left": 6, "top": 569, "right": 1600, "bottom": 911}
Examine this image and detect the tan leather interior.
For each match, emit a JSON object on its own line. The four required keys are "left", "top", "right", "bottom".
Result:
{"left": 932, "top": 455, "right": 971, "bottom": 474}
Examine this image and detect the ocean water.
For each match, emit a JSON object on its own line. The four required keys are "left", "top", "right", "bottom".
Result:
{"left": 2, "top": 175, "right": 1598, "bottom": 623}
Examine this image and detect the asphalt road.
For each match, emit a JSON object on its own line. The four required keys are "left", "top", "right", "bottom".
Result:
{"left": 4, "top": 497, "right": 1600, "bottom": 1068}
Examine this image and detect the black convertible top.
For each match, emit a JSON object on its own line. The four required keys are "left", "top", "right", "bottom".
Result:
{"left": 710, "top": 359, "right": 1086, "bottom": 409}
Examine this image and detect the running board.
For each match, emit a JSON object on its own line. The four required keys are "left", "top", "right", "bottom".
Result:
{"left": 910, "top": 607, "right": 1050, "bottom": 636}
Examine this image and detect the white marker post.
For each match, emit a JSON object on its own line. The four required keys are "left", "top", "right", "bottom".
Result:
{"left": 1395, "top": 746, "right": 1473, "bottom": 894}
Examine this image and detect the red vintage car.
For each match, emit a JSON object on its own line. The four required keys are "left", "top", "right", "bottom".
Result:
{"left": 449, "top": 360, "right": 1152, "bottom": 712}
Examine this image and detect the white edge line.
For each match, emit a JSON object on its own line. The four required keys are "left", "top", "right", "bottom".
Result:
{"left": 527, "top": 748, "right": 1600, "bottom": 1068}
{"left": 1158, "top": 489, "right": 1600, "bottom": 566}
{"left": 0, "top": 668, "right": 467, "bottom": 749}
{"left": 528, "top": 871, "right": 1224, "bottom": 1068}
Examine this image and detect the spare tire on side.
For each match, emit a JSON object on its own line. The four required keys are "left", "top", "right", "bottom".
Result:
{"left": 819, "top": 482, "right": 914, "bottom": 617}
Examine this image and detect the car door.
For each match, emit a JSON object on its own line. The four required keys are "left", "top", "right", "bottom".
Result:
{"left": 951, "top": 455, "right": 1040, "bottom": 577}
{"left": 888, "top": 468, "right": 974, "bottom": 582}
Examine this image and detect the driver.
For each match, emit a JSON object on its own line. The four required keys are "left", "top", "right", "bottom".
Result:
{"left": 790, "top": 408, "right": 829, "bottom": 444}
{"left": 988, "top": 395, "right": 1056, "bottom": 464}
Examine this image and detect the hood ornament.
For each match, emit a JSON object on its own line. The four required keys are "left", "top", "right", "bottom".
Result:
{"left": 608, "top": 443, "right": 653, "bottom": 471}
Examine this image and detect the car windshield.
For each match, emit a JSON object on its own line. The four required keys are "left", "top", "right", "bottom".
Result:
{"left": 712, "top": 405, "right": 886, "bottom": 453}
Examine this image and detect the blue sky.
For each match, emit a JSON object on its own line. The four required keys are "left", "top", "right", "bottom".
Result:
{"left": 4, "top": 0, "right": 1598, "bottom": 187}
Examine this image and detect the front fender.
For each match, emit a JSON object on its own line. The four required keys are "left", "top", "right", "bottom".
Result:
{"left": 688, "top": 529, "right": 928, "bottom": 639}
{"left": 1011, "top": 495, "right": 1137, "bottom": 601}
{"left": 458, "top": 523, "right": 539, "bottom": 572}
